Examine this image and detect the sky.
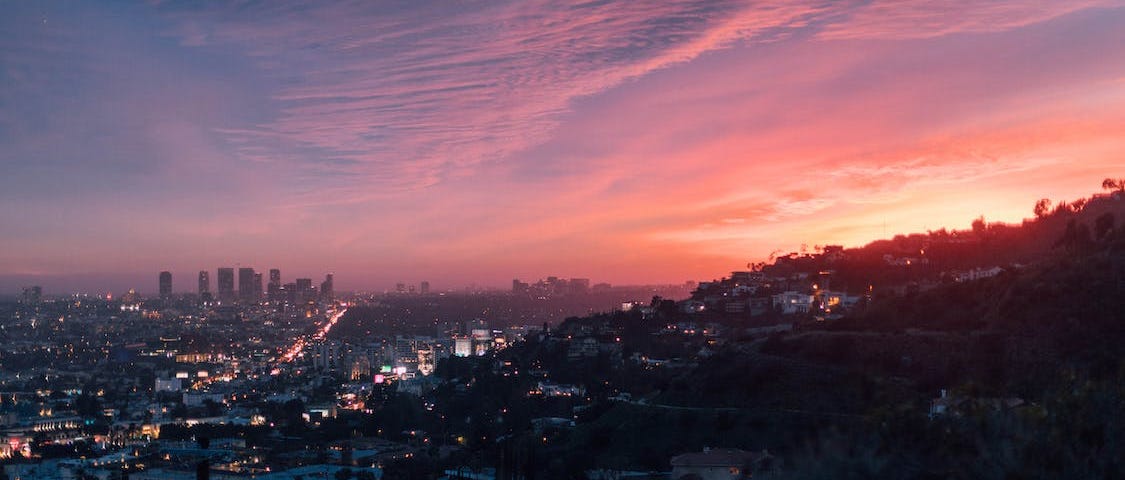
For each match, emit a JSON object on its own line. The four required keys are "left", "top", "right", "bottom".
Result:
{"left": 2, "top": 0, "right": 1124, "bottom": 294}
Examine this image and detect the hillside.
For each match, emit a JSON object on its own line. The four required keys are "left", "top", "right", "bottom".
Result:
{"left": 755, "top": 187, "right": 1125, "bottom": 294}
{"left": 482, "top": 183, "right": 1125, "bottom": 478}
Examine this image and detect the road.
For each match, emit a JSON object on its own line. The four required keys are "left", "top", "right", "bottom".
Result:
{"left": 279, "top": 306, "right": 348, "bottom": 364}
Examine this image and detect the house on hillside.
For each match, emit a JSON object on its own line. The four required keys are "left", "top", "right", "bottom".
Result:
{"left": 817, "top": 290, "right": 860, "bottom": 313}
{"left": 771, "top": 291, "right": 813, "bottom": 315}
{"left": 954, "top": 266, "right": 1004, "bottom": 282}
{"left": 928, "top": 389, "right": 1026, "bottom": 419}
{"left": 670, "top": 448, "right": 777, "bottom": 480}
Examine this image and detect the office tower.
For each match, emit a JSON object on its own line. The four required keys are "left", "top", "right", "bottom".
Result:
{"left": 198, "top": 270, "right": 213, "bottom": 303}
{"left": 320, "top": 273, "right": 334, "bottom": 302}
{"left": 159, "top": 271, "right": 172, "bottom": 299}
{"left": 253, "top": 272, "right": 263, "bottom": 299}
{"left": 266, "top": 269, "right": 280, "bottom": 300}
{"left": 394, "top": 336, "right": 419, "bottom": 370}
{"left": 238, "top": 267, "right": 256, "bottom": 302}
{"left": 267, "top": 282, "right": 280, "bottom": 303}
{"left": 21, "top": 286, "right": 42, "bottom": 304}
{"left": 198, "top": 270, "right": 210, "bottom": 295}
{"left": 417, "top": 347, "right": 435, "bottom": 376}
{"left": 453, "top": 336, "right": 472, "bottom": 357}
{"left": 217, "top": 267, "right": 235, "bottom": 303}
{"left": 296, "top": 278, "right": 313, "bottom": 302}
{"left": 284, "top": 282, "right": 298, "bottom": 304}
{"left": 420, "top": 281, "right": 430, "bottom": 295}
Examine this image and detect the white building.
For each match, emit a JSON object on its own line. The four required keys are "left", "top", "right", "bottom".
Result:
{"left": 771, "top": 291, "right": 813, "bottom": 315}
{"left": 154, "top": 378, "right": 182, "bottom": 393}
{"left": 453, "top": 336, "right": 472, "bottom": 357}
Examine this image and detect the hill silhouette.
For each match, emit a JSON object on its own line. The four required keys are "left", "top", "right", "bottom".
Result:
{"left": 755, "top": 183, "right": 1125, "bottom": 295}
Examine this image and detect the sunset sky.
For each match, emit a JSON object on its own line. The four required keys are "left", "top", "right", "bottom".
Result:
{"left": 2, "top": 1, "right": 1124, "bottom": 293}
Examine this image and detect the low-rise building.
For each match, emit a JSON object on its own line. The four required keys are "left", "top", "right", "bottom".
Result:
{"left": 670, "top": 448, "right": 776, "bottom": 480}
{"left": 771, "top": 291, "right": 813, "bottom": 315}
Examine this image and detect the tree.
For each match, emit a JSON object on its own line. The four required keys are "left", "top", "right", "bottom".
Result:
{"left": 971, "top": 216, "right": 987, "bottom": 237}
{"left": 1034, "top": 198, "right": 1052, "bottom": 219}
{"left": 171, "top": 402, "right": 188, "bottom": 419}
{"left": 1056, "top": 219, "right": 1093, "bottom": 253}
{"left": 1094, "top": 213, "right": 1115, "bottom": 240}
{"left": 74, "top": 392, "right": 101, "bottom": 418}
{"left": 203, "top": 399, "right": 223, "bottom": 417}
{"left": 1102, "top": 178, "right": 1124, "bottom": 192}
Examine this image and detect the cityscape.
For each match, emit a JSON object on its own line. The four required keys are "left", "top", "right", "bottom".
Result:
{"left": 3, "top": 1, "right": 1125, "bottom": 479}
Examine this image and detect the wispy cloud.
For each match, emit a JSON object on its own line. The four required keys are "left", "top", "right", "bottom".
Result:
{"left": 818, "top": 0, "right": 1116, "bottom": 40}
{"left": 156, "top": 1, "right": 828, "bottom": 200}
{"left": 154, "top": 0, "right": 1118, "bottom": 205}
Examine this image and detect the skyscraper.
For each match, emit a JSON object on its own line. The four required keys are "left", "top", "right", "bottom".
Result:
{"left": 198, "top": 270, "right": 212, "bottom": 303}
{"left": 268, "top": 268, "right": 281, "bottom": 302}
{"left": 420, "top": 280, "right": 430, "bottom": 295}
{"left": 217, "top": 267, "right": 235, "bottom": 303}
{"left": 21, "top": 286, "right": 42, "bottom": 304}
{"left": 296, "top": 278, "right": 314, "bottom": 303}
{"left": 254, "top": 272, "right": 264, "bottom": 300}
{"left": 320, "top": 273, "right": 334, "bottom": 302}
{"left": 284, "top": 282, "right": 298, "bottom": 304}
{"left": 239, "top": 267, "right": 256, "bottom": 302}
{"left": 198, "top": 271, "right": 210, "bottom": 295}
{"left": 159, "top": 271, "right": 172, "bottom": 299}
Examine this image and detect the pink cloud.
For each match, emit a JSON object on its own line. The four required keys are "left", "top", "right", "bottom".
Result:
{"left": 818, "top": 0, "right": 1117, "bottom": 40}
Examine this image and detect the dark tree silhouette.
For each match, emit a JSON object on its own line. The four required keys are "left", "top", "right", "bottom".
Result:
{"left": 1034, "top": 198, "right": 1052, "bottom": 219}
{"left": 1094, "top": 213, "right": 1115, "bottom": 240}
{"left": 971, "top": 216, "right": 987, "bottom": 237}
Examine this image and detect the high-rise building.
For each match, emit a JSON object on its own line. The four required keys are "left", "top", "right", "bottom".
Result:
{"left": 392, "top": 336, "right": 422, "bottom": 372}
{"left": 253, "top": 272, "right": 264, "bottom": 300}
{"left": 296, "top": 278, "right": 314, "bottom": 302}
{"left": 417, "top": 347, "right": 435, "bottom": 376}
{"left": 420, "top": 281, "right": 430, "bottom": 295}
{"left": 320, "top": 273, "right": 334, "bottom": 302}
{"left": 21, "top": 286, "right": 42, "bottom": 304}
{"left": 198, "top": 270, "right": 210, "bottom": 295}
{"left": 159, "top": 271, "right": 172, "bottom": 299}
{"left": 283, "top": 282, "right": 298, "bottom": 304}
{"left": 267, "top": 269, "right": 281, "bottom": 300}
{"left": 217, "top": 267, "right": 235, "bottom": 303}
{"left": 238, "top": 267, "right": 256, "bottom": 302}
{"left": 453, "top": 336, "right": 472, "bottom": 357}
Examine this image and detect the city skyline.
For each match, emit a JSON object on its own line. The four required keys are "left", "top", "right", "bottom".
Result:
{"left": 3, "top": 1, "right": 1125, "bottom": 292}
{"left": 2, "top": 3, "right": 1122, "bottom": 477}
